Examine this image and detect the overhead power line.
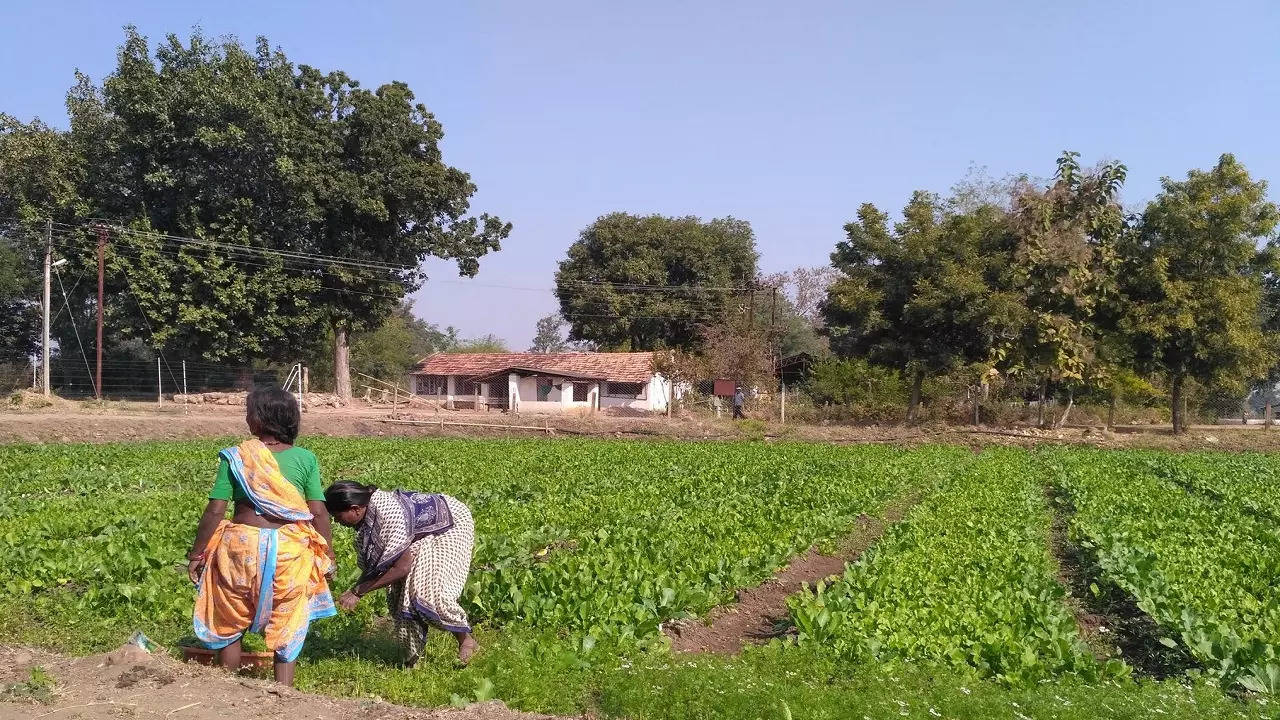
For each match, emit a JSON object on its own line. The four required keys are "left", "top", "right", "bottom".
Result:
{"left": 27, "top": 219, "right": 773, "bottom": 334}
{"left": 39, "top": 220, "right": 761, "bottom": 294}
{"left": 46, "top": 233, "right": 762, "bottom": 316}
{"left": 66, "top": 221, "right": 418, "bottom": 275}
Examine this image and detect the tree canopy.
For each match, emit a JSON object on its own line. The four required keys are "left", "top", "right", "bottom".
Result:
{"left": 8, "top": 27, "right": 508, "bottom": 398}
{"left": 0, "top": 113, "right": 90, "bottom": 361}
{"left": 999, "top": 152, "right": 1128, "bottom": 391}
{"left": 822, "top": 191, "right": 1015, "bottom": 419}
{"left": 529, "top": 313, "right": 569, "bottom": 353}
{"left": 1121, "top": 154, "right": 1278, "bottom": 431}
{"left": 555, "top": 212, "right": 758, "bottom": 351}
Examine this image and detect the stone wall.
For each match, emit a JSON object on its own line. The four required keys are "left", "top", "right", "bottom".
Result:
{"left": 169, "top": 391, "right": 346, "bottom": 408}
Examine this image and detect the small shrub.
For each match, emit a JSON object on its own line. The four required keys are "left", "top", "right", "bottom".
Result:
{"left": 805, "top": 359, "right": 905, "bottom": 408}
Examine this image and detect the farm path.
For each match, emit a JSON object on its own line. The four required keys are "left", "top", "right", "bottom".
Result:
{"left": 0, "top": 645, "right": 573, "bottom": 720}
{"left": 665, "top": 490, "right": 921, "bottom": 654}
{"left": 1045, "top": 486, "right": 1116, "bottom": 660}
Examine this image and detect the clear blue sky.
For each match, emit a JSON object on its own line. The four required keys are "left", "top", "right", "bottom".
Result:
{"left": 3, "top": 1, "right": 1277, "bottom": 348}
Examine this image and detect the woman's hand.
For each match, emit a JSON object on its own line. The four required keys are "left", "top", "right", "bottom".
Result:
{"left": 339, "top": 590, "right": 361, "bottom": 612}
{"left": 187, "top": 558, "right": 205, "bottom": 585}
{"left": 324, "top": 549, "right": 337, "bottom": 581}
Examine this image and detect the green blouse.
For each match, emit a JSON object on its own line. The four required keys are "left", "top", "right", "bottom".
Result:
{"left": 208, "top": 445, "right": 325, "bottom": 503}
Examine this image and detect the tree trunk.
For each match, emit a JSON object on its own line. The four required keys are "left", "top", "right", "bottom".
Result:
{"left": 907, "top": 368, "right": 924, "bottom": 423}
{"left": 1037, "top": 378, "right": 1048, "bottom": 427}
{"left": 334, "top": 323, "right": 352, "bottom": 402}
{"left": 1107, "top": 394, "right": 1116, "bottom": 429}
{"left": 1055, "top": 388, "right": 1074, "bottom": 430}
{"left": 1170, "top": 374, "right": 1184, "bottom": 434}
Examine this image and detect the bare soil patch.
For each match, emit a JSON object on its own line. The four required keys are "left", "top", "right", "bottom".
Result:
{"left": 665, "top": 491, "right": 921, "bottom": 654}
{"left": 0, "top": 645, "right": 571, "bottom": 720}
{"left": 2, "top": 398, "right": 1279, "bottom": 452}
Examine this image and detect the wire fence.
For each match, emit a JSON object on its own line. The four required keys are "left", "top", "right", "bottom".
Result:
{"left": 1, "top": 352, "right": 290, "bottom": 403}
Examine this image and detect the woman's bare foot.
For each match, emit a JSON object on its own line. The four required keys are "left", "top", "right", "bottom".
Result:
{"left": 454, "top": 632, "right": 478, "bottom": 665}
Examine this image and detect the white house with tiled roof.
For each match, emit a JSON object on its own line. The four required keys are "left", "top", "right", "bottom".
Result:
{"left": 409, "top": 352, "right": 671, "bottom": 413}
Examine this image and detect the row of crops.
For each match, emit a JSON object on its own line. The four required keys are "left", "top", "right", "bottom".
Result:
{"left": 0, "top": 437, "right": 1275, "bottom": 708}
{"left": 1047, "top": 450, "right": 1280, "bottom": 693}
{"left": 787, "top": 449, "right": 1123, "bottom": 684}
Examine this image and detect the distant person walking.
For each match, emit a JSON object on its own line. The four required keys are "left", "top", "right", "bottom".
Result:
{"left": 732, "top": 386, "right": 746, "bottom": 420}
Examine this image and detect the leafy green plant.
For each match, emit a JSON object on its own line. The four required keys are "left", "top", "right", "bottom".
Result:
{"left": 3, "top": 436, "right": 1277, "bottom": 713}
{"left": 0, "top": 438, "right": 957, "bottom": 653}
{"left": 451, "top": 677, "right": 496, "bottom": 707}
{"left": 805, "top": 358, "right": 905, "bottom": 410}
{"left": 2, "top": 667, "right": 55, "bottom": 704}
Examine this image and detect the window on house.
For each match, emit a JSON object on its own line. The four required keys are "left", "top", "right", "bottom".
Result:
{"left": 456, "top": 378, "right": 477, "bottom": 396}
{"left": 417, "top": 375, "right": 447, "bottom": 395}
{"left": 537, "top": 378, "right": 553, "bottom": 401}
{"left": 605, "top": 381, "right": 644, "bottom": 399}
{"left": 572, "top": 382, "right": 590, "bottom": 402}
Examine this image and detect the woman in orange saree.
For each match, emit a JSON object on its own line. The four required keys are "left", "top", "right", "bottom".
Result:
{"left": 187, "top": 387, "right": 336, "bottom": 686}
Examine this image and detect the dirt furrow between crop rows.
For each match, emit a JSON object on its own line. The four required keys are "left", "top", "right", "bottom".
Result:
{"left": 1045, "top": 486, "right": 1115, "bottom": 661}
{"left": 1045, "top": 485, "right": 1198, "bottom": 679}
{"left": 665, "top": 490, "right": 923, "bottom": 655}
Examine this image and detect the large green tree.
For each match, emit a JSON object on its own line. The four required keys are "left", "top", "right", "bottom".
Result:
{"left": 62, "top": 28, "right": 508, "bottom": 399}
{"left": 290, "top": 65, "right": 509, "bottom": 400}
{"left": 823, "top": 192, "right": 1016, "bottom": 420}
{"left": 999, "top": 152, "right": 1128, "bottom": 425}
{"left": 555, "top": 212, "right": 758, "bottom": 350}
{"left": 66, "top": 30, "right": 328, "bottom": 364}
{"left": 1122, "top": 154, "right": 1278, "bottom": 432}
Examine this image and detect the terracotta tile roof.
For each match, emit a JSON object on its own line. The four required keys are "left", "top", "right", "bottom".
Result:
{"left": 411, "top": 352, "right": 656, "bottom": 383}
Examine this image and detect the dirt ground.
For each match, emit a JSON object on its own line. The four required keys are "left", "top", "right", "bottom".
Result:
{"left": 0, "top": 645, "right": 569, "bottom": 720}
{"left": 3, "top": 396, "right": 1280, "bottom": 452}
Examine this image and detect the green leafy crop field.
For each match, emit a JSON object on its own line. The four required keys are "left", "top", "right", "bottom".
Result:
{"left": 788, "top": 449, "right": 1121, "bottom": 684}
{"left": 0, "top": 437, "right": 1274, "bottom": 719}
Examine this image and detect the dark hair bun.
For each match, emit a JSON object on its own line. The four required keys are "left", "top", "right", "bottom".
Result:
{"left": 247, "top": 386, "right": 300, "bottom": 444}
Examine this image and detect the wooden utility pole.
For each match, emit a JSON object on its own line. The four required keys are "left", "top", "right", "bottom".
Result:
{"left": 94, "top": 224, "right": 108, "bottom": 401}
{"left": 41, "top": 219, "right": 51, "bottom": 396}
